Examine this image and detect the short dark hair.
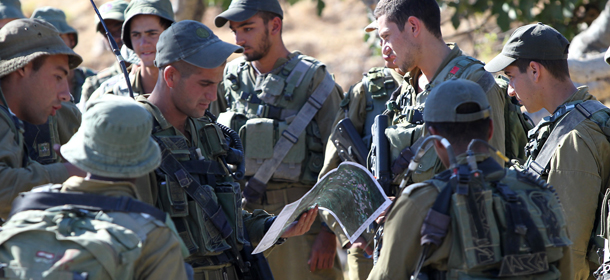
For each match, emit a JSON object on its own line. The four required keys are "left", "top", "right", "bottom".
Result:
{"left": 31, "top": 55, "right": 48, "bottom": 72}
{"left": 158, "top": 17, "right": 173, "bottom": 30}
{"left": 374, "top": 0, "right": 442, "bottom": 39}
{"left": 169, "top": 60, "right": 199, "bottom": 78}
{"left": 257, "top": 11, "right": 281, "bottom": 24}
{"left": 425, "top": 102, "right": 491, "bottom": 148}
{"left": 511, "top": 58, "right": 570, "bottom": 82}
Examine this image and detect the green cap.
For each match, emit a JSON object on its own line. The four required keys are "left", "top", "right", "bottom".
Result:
{"left": 155, "top": 20, "right": 243, "bottom": 69}
{"left": 95, "top": 0, "right": 128, "bottom": 33}
{"left": 0, "top": 0, "right": 25, "bottom": 20}
{"left": 485, "top": 23, "right": 569, "bottom": 73}
{"left": 424, "top": 79, "right": 491, "bottom": 123}
{"left": 122, "top": 0, "right": 175, "bottom": 50}
{"left": 61, "top": 95, "right": 161, "bottom": 178}
{"left": 0, "top": 19, "right": 82, "bottom": 78}
{"left": 215, "top": 0, "right": 283, "bottom": 28}
{"left": 31, "top": 7, "right": 78, "bottom": 47}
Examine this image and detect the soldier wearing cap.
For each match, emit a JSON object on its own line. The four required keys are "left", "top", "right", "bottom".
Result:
{"left": 31, "top": 7, "right": 96, "bottom": 103}
{"left": 0, "top": 0, "right": 24, "bottom": 28}
{"left": 318, "top": 19, "right": 407, "bottom": 280}
{"left": 87, "top": 0, "right": 174, "bottom": 106}
{"left": 368, "top": 79, "right": 571, "bottom": 280}
{"left": 212, "top": 0, "right": 344, "bottom": 279}
{"left": 80, "top": 0, "right": 132, "bottom": 105}
{"left": 0, "top": 18, "right": 86, "bottom": 219}
{"left": 0, "top": 95, "right": 189, "bottom": 279}
{"left": 486, "top": 23, "right": 610, "bottom": 280}
{"left": 141, "top": 20, "right": 317, "bottom": 280}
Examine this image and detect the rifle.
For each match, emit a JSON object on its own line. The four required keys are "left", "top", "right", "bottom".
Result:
{"left": 329, "top": 118, "right": 369, "bottom": 165}
{"left": 370, "top": 115, "right": 392, "bottom": 196}
{"left": 88, "top": 0, "right": 134, "bottom": 99}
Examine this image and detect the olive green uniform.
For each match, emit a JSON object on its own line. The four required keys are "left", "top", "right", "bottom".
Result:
{"left": 525, "top": 87, "right": 610, "bottom": 280}
{"left": 368, "top": 154, "right": 570, "bottom": 280}
{"left": 386, "top": 43, "right": 506, "bottom": 185}
{"left": 320, "top": 67, "right": 405, "bottom": 280}
{"left": 137, "top": 96, "right": 273, "bottom": 280}
{"left": 11, "top": 176, "right": 188, "bottom": 280}
{"left": 213, "top": 51, "right": 344, "bottom": 280}
{"left": 79, "top": 62, "right": 124, "bottom": 108}
{"left": 0, "top": 106, "right": 69, "bottom": 219}
{"left": 70, "top": 67, "right": 96, "bottom": 104}
{"left": 87, "top": 65, "right": 144, "bottom": 107}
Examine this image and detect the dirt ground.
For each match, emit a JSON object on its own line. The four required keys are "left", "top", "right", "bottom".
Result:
{"left": 20, "top": 0, "right": 505, "bottom": 91}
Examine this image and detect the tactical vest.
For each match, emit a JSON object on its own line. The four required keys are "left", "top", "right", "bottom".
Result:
{"left": 217, "top": 54, "right": 328, "bottom": 185}
{"left": 0, "top": 191, "right": 166, "bottom": 280}
{"left": 525, "top": 99, "right": 610, "bottom": 267}
{"left": 22, "top": 118, "right": 58, "bottom": 165}
{"left": 385, "top": 55, "right": 495, "bottom": 184}
{"left": 415, "top": 159, "right": 571, "bottom": 279}
{"left": 350, "top": 67, "right": 398, "bottom": 148}
{"left": 147, "top": 107, "right": 247, "bottom": 263}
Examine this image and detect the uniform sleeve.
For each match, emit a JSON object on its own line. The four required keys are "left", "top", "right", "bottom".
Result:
{"left": 367, "top": 185, "right": 450, "bottom": 280}
{"left": 319, "top": 82, "right": 368, "bottom": 178}
{"left": 0, "top": 117, "right": 69, "bottom": 219}
{"left": 243, "top": 209, "right": 274, "bottom": 246}
{"left": 546, "top": 124, "right": 610, "bottom": 280}
{"left": 210, "top": 80, "right": 228, "bottom": 117}
{"left": 134, "top": 226, "right": 188, "bottom": 280}
{"left": 311, "top": 66, "right": 344, "bottom": 147}
{"left": 55, "top": 101, "right": 81, "bottom": 145}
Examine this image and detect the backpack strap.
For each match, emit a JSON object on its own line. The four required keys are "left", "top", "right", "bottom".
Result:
{"left": 151, "top": 134, "right": 234, "bottom": 240}
{"left": 243, "top": 71, "right": 336, "bottom": 202}
{"left": 527, "top": 100, "right": 608, "bottom": 175}
{"left": 8, "top": 191, "right": 167, "bottom": 222}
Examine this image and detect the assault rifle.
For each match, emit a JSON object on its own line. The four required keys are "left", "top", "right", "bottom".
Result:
{"left": 370, "top": 115, "right": 392, "bottom": 196}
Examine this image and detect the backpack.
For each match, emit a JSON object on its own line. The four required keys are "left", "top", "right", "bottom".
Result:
{"left": 413, "top": 157, "right": 571, "bottom": 279}
{"left": 0, "top": 191, "right": 168, "bottom": 280}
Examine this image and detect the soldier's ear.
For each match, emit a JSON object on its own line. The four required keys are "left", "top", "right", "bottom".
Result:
{"left": 270, "top": 16, "right": 282, "bottom": 35}
{"left": 406, "top": 16, "right": 420, "bottom": 37}
{"left": 163, "top": 65, "right": 177, "bottom": 88}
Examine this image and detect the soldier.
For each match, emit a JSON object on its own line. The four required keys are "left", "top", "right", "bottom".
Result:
{"left": 486, "top": 23, "right": 610, "bottom": 280}
{"left": 87, "top": 0, "right": 174, "bottom": 104}
{"left": 139, "top": 20, "right": 317, "bottom": 279}
{"left": 0, "top": 0, "right": 24, "bottom": 28}
{"left": 0, "top": 96, "right": 189, "bottom": 279}
{"left": 31, "top": 7, "right": 96, "bottom": 103}
{"left": 373, "top": 0, "right": 508, "bottom": 186}
{"left": 319, "top": 20, "right": 407, "bottom": 280}
{"left": 212, "top": 0, "right": 344, "bottom": 279}
{"left": 368, "top": 79, "right": 572, "bottom": 279}
{"left": 0, "top": 18, "right": 85, "bottom": 218}
{"left": 80, "top": 0, "right": 131, "bottom": 105}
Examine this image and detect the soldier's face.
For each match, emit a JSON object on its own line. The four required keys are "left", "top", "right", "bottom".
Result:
{"left": 172, "top": 65, "right": 223, "bottom": 119}
{"left": 229, "top": 15, "right": 272, "bottom": 62}
{"left": 102, "top": 19, "right": 124, "bottom": 49}
{"left": 504, "top": 65, "right": 541, "bottom": 112}
{"left": 18, "top": 55, "right": 71, "bottom": 125}
{"left": 377, "top": 15, "right": 418, "bottom": 73}
{"left": 129, "top": 15, "right": 164, "bottom": 68}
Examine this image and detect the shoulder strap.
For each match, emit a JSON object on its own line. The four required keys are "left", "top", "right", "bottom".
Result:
{"left": 243, "top": 72, "right": 336, "bottom": 202}
{"left": 151, "top": 134, "right": 234, "bottom": 239}
{"left": 441, "top": 56, "right": 496, "bottom": 93}
{"left": 8, "top": 191, "right": 166, "bottom": 222}
{"left": 527, "top": 100, "right": 609, "bottom": 175}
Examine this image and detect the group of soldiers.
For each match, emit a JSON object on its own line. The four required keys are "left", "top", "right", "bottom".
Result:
{"left": 0, "top": 0, "right": 609, "bottom": 279}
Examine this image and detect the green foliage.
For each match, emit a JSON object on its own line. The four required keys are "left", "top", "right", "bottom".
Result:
{"left": 440, "top": 0, "right": 607, "bottom": 40}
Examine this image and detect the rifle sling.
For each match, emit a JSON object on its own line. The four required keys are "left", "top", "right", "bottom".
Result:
{"left": 152, "top": 134, "right": 234, "bottom": 239}
{"left": 528, "top": 100, "right": 607, "bottom": 175}
{"left": 245, "top": 72, "right": 336, "bottom": 199}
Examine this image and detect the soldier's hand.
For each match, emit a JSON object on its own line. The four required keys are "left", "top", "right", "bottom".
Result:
{"left": 375, "top": 196, "right": 395, "bottom": 224}
{"left": 349, "top": 236, "right": 373, "bottom": 256}
{"left": 308, "top": 226, "right": 337, "bottom": 272}
{"left": 281, "top": 206, "right": 318, "bottom": 238}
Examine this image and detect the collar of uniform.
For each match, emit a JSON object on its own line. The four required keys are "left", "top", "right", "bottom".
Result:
{"left": 552, "top": 85, "right": 594, "bottom": 115}
{"left": 132, "top": 66, "right": 143, "bottom": 95}
{"left": 136, "top": 96, "right": 198, "bottom": 145}
{"left": 455, "top": 152, "right": 490, "bottom": 165}
{"left": 60, "top": 176, "right": 141, "bottom": 200}
{"left": 389, "top": 68, "right": 406, "bottom": 85}
{"left": 426, "top": 43, "right": 461, "bottom": 84}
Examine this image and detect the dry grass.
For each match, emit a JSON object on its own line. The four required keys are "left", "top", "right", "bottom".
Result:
{"left": 19, "top": 0, "right": 505, "bottom": 91}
